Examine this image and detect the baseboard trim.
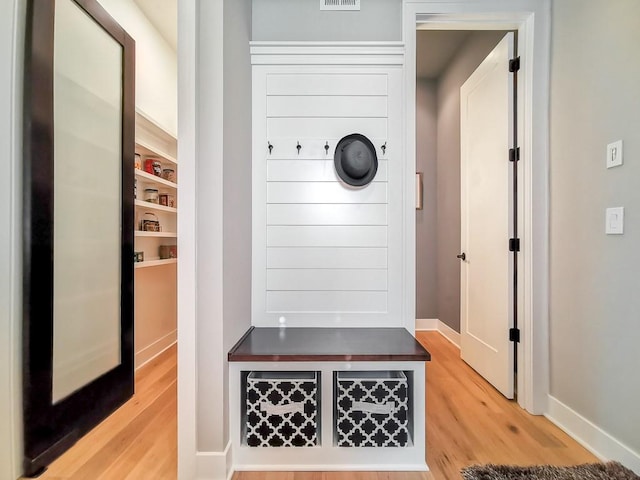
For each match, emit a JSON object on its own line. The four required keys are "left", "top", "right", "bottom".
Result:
{"left": 546, "top": 395, "right": 640, "bottom": 474}
{"left": 135, "top": 330, "right": 177, "bottom": 370}
{"left": 415, "top": 318, "right": 461, "bottom": 348}
{"left": 196, "top": 441, "right": 234, "bottom": 480}
{"left": 437, "top": 321, "right": 461, "bottom": 348}
{"left": 234, "top": 464, "right": 428, "bottom": 472}
{"left": 415, "top": 318, "right": 438, "bottom": 331}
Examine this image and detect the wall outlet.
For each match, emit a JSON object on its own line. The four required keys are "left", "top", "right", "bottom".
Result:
{"left": 606, "top": 140, "right": 623, "bottom": 168}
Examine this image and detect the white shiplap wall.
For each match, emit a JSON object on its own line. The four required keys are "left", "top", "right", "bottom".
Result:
{"left": 251, "top": 44, "right": 405, "bottom": 327}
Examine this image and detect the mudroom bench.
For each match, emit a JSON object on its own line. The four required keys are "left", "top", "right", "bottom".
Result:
{"left": 228, "top": 327, "right": 431, "bottom": 471}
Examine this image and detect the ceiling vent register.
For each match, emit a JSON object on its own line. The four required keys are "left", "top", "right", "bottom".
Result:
{"left": 320, "top": 0, "right": 360, "bottom": 11}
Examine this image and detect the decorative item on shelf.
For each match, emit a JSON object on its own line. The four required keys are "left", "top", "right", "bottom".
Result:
{"left": 152, "top": 160, "right": 162, "bottom": 176}
{"left": 140, "top": 212, "right": 161, "bottom": 232}
{"left": 336, "top": 371, "right": 410, "bottom": 447}
{"left": 159, "top": 192, "right": 175, "bottom": 208}
{"left": 245, "top": 371, "right": 318, "bottom": 447}
{"left": 161, "top": 168, "right": 176, "bottom": 183}
{"left": 159, "top": 244, "right": 177, "bottom": 259}
{"left": 134, "top": 178, "right": 137, "bottom": 199}
{"left": 144, "top": 158, "right": 162, "bottom": 176}
{"left": 134, "top": 251, "right": 144, "bottom": 263}
{"left": 134, "top": 153, "right": 141, "bottom": 170}
{"left": 144, "top": 188, "right": 159, "bottom": 204}
{"left": 143, "top": 158, "right": 154, "bottom": 175}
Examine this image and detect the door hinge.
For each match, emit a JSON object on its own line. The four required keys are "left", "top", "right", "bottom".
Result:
{"left": 509, "top": 328, "right": 520, "bottom": 343}
{"left": 509, "top": 147, "right": 520, "bottom": 162}
{"left": 509, "top": 238, "right": 520, "bottom": 252}
{"left": 509, "top": 56, "right": 521, "bottom": 72}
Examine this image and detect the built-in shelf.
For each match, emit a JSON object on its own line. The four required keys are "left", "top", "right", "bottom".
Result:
{"left": 135, "top": 169, "right": 178, "bottom": 190}
{"left": 135, "top": 258, "right": 177, "bottom": 269}
{"left": 134, "top": 199, "right": 177, "bottom": 213}
{"left": 136, "top": 141, "right": 178, "bottom": 166}
{"left": 135, "top": 231, "right": 178, "bottom": 238}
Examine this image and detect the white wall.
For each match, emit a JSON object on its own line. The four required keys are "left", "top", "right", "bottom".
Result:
{"left": 0, "top": 0, "right": 24, "bottom": 478}
{"left": 252, "top": 0, "right": 401, "bottom": 41}
{"left": 549, "top": 0, "right": 640, "bottom": 466}
{"left": 97, "top": 0, "right": 178, "bottom": 135}
{"left": 222, "top": 0, "right": 253, "bottom": 448}
{"left": 178, "top": 0, "right": 253, "bottom": 477}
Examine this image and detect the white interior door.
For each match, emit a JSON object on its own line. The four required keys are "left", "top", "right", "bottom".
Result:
{"left": 460, "top": 32, "right": 514, "bottom": 399}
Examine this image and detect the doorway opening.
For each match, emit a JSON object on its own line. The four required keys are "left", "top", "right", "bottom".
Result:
{"left": 415, "top": 29, "right": 519, "bottom": 399}
{"left": 404, "top": 3, "right": 552, "bottom": 416}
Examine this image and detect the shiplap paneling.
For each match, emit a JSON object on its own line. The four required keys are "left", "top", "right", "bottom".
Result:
{"left": 267, "top": 204, "right": 387, "bottom": 226}
{"left": 267, "top": 182, "right": 388, "bottom": 204}
{"left": 266, "top": 247, "right": 388, "bottom": 269}
{"left": 267, "top": 159, "right": 388, "bottom": 182}
{"left": 267, "top": 226, "right": 387, "bottom": 247}
{"left": 253, "top": 53, "right": 404, "bottom": 327}
{"left": 266, "top": 74, "right": 387, "bottom": 96}
{"left": 266, "top": 291, "right": 388, "bottom": 313}
{"left": 267, "top": 117, "right": 387, "bottom": 140}
{"left": 267, "top": 269, "right": 387, "bottom": 291}
{"left": 267, "top": 96, "right": 387, "bottom": 118}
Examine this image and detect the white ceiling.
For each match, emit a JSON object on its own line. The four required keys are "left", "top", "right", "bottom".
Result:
{"left": 416, "top": 30, "right": 471, "bottom": 80}
{"left": 133, "top": 0, "right": 177, "bottom": 51}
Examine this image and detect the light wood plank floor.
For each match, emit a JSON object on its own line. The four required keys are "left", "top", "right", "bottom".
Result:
{"left": 416, "top": 331, "right": 596, "bottom": 479}
{"left": 33, "top": 344, "right": 177, "bottom": 480}
{"left": 32, "top": 332, "right": 597, "bottom": 480}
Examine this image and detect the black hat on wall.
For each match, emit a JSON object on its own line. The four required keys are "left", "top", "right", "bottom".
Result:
{"left": 334, "top": 133, "right": 378, "bottom": 187}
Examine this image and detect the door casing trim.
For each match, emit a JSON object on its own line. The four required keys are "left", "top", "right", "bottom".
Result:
{"left": 403, "top": 0, "right": 551, "bottom": 414}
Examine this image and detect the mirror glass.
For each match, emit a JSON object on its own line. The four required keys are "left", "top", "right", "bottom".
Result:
{"left": 52, "top": 0, "right": 123, "bottom": 403}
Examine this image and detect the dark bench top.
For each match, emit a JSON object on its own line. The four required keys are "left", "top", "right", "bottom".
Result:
{"left": 228, "top": 327, "right": 431, "bottom": 362}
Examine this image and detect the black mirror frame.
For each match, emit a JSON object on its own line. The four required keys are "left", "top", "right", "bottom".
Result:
{"left": 22, "top": 0, "right": 135, "bottom": 475}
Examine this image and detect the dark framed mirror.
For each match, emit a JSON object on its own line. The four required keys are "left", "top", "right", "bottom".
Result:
{"left": 23, "top": 0, "right": 135, "bottom": 475}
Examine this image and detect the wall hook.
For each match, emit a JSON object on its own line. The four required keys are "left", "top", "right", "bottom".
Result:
{"left": 324, "top": 142, "right": 330, "bottom": 155}
{"left": 296, "top": 141, "right": 302, "bottom": 155}
{"left": 268, "top": 142, "right": 273, "bottom": 155}
{"left": 381, "top": 142, "right": 387, "bottom": 155}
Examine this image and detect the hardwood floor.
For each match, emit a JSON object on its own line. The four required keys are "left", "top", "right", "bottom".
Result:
{"left": 32, "top": 332, "right": 597, "bottom": 480}
{"left": 418, "top": 331, "right": 596, "bottom": 479}
{"left": 34, "top": 344, "right": 177, "bottom": 480}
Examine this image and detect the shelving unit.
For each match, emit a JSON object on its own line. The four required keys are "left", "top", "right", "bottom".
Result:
{"left": 134, "top": 110, "right": 178, "bottom": 266}
{"left": 134, "top": 258, "right": 177, "bottom": 269}
{"left": 135, "top": 170, "right": 177, "bottom": 190}
{"left": 133, "top": 111, "right": 178, "bottom": 370}
{"left": 134, "top": 200, "right": 177, "bottom": 214}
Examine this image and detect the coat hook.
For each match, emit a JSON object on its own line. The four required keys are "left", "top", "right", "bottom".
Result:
{"left": 268, "top": 142, "right": 273, "bottom": 155}
{"left": 324, "top": 142, "right": 330, "bottom": 155}
{"left": 381, "top": 142, "right": 387, "bottom": 155}
{"left": 296, "top": 141, "right": 302, "bottom": 155}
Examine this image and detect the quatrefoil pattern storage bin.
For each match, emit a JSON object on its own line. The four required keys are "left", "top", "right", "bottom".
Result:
{"left": 245, "top": 371, "right": 318, "bottom": 447}
{"left": 336, "top": 371, "right": 410, "bottom": 447}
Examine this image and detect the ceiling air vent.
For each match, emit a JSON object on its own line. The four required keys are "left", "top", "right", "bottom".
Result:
{"left": 320, "top": 0, "right": 360, "bottom": 11}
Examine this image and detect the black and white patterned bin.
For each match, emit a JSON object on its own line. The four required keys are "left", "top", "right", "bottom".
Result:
{"left": 336, "top": 371, "right": 409, "bottom": 447}
{"left": 245, "top": 371, "right": 318, "bottom": 447}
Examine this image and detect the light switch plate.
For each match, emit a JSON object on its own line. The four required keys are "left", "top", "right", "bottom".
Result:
{"left": 606, "top": 140, "right": 623, "bottom": 168}
{"left": 606, "top": 207, "right": 624, "bottom": 234}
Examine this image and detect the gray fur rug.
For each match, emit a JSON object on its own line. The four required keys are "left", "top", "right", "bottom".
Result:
{"left": 461, "top": 461, "right": 639, "bottom": 480}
